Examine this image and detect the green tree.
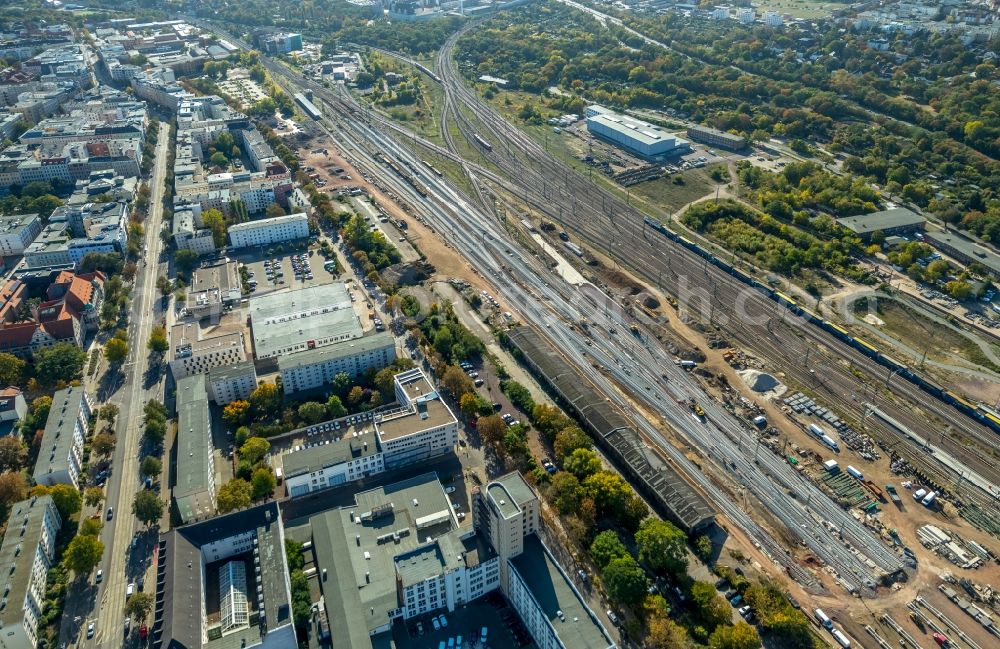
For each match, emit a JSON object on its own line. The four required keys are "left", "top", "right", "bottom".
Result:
{"left": 297, "top": 401, "right": 327, "bottom": 424}
{"left": 240, "top": 437, "right": 271, "bottom": 465}
{"left": 553, "top": 426, "right": 591, "bottom": 462}
{"left": 326, "top": 395, "right": 347, "bottom": 419}
{"left": 589, "top": 530, "right": 629, "bottom": 568}
{"left": 694, "top": 535, "right": 713, "bottom": 561}
{"left": 84, "top": 487, "right": 104, "bottom": 508}
{"left": 550, "top": 472, "right": 583, "bottom": 515}
{"left": 708, "top": 623, "right": 761, "bottom": 649}
{"left": 945, "top": 280, "right": 972, "bottom": 300}
{"left": 202, "top": 208, "right": 227, "bottom": 247}
{"left": 104, "top": 337, "right": 129, "bottom": 365}
{"left": 33, "top": 343, "right": 87, "bottom": 386}
{"left": 565, "top": 448, "right": 601, "bottom": 480}
{"left": 635, "top": 518, "right": 688, "bottom": 577}
{"left": 140, "top": 456, "right": 162, "bottom": 478}
{"left": 98, "top": 404, "right": 119, "bottom": 424}
{"left": 133, "top": 489, "right": 163, "bottom": 526}
{"left": 266, "top": 202, "right": 286, "bottom": 218}
{"left": 691, "top": 581, "right": 732, "bottom": 629}
{"left": 217, "top": 479, "right": 252, "bottom": 513}
{"left": 0, "top": 352, "right": 25, "bottom": 386}
{"left": 125, "top": 592, "right": 154, "bottom": 622}
{"left": 80, "top": 517, "right": 103, "bottom": 537}
{"left": 175, "top": 249, "right": 200, "bottom": 276}
{"left": 440, "top": 365, "right": 473, "bottom": 398}
{"left": 531, "top": 404, "right": 572, "bottom": 441}
{"left": 501, "top": 380, "right": 535, "bottom": 412}
{"left": 251, "top": 467, "right": 276, "bottom": 500}
{"left": 148, "top": 325, "right": 169, "bottom": 353}
{"left": 64, "top": 535, "right": 104, "bottom": 576}
{"left": 603, "top": 556, "right": 648, "bottom": 607}
{"left": 34, "top": 483, "right": 82, "bottom": 520}
{"left": 209, "top": 151, "right": 229, "bottom": 167}
{"left": 91, "top": 433, "right": 116, "bottom": 457}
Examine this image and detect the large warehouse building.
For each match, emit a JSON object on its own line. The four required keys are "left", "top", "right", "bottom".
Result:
{"left": 248, "top": 282, "right": 363, "bottom": 361}
{"left": 585, "top": 105, "right": 689, "bottom": 158}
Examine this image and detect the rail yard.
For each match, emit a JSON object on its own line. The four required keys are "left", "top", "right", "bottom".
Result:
{"left": 203, "top": 14, "right": 1000, "bottom": 641}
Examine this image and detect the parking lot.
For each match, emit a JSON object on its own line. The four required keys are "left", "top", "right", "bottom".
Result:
{"left": 234, "top": 245, "right": 336, "bottom": 296}
{"left": 394, "top": 598, "right": 534, "bottom": 649}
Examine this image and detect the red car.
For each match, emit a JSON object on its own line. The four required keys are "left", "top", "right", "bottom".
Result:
{"left": 932, "top": 633, "right": 949, "bottom": 647}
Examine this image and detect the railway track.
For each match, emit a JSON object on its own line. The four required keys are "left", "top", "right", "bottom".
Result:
{"left": 423, "top": 33, "right": 1000, "bottom": 514}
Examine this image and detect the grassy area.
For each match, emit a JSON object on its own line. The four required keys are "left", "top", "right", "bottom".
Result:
{"left": 854, "top": 298, "right": 1000, "bottom": 374}
{"left": 754, "top": 0, "right": 850, "bottom": 19}
{"left": 630, "top": 165, "right": 727, "bottom": 215}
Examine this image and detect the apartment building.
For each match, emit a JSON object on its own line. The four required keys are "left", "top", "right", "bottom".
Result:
{"left": 206, "top": 361, "right": 258, "bottom": 405}
{"left": 248, "top": 283, "right": 362, "bottom": 361}
{"left": 174, "top": 374, "right": 216, "bottom": 524}
{"left": 278, "top": 330, "right": 397, "bottom": 395}
{"left": 172, "top": 205, "right": 216, "bottom": 255}
{"left": 227, "top": 212, "right": 309, "bottom": 249}
{"left": 281, "top": 428, "right": 384, "bottom": 497}
{"left": 0, "top": 496, "right": 61, "bottom": 649}
{"left": 32, "top": 386, "right": 93, "bottom": 487}
{"left": 0, "top": 213, "right": 42, "bottom": 256}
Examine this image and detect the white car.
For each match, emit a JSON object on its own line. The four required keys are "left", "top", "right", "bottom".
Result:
{"left": 607, "top": 610, "right": 618, "bottom": 625}
{"left": 87, "top": 622, "right": 95, "bottom": 639}
{"left": 444, "top": 486, "right": 456, "bottom": 494}
{"left": 431, "top": 617, "right": 441, "bottom": 631}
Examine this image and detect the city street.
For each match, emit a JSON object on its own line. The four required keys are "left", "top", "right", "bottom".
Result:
{"left": 60, "top": 120, "right": 171, "bottom": 648}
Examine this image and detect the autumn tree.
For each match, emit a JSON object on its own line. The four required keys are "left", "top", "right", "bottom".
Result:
{"left": 549, "top": 472, "right": 582, "bottom": 515}
{"left": 222, "top": 400, "right": 251, "bottom": 426}
{"left": 0, "top": 471, "right": 27, "bottom": 512}
{"left": 202, "top": 208, "right": 227, "bottom": 247}
{"left": 0, "top": 437, "right": 25, "bottom": 471}
{"left": 33, "top": 483, "right": 81, "bottom": 520}
{"left": 326, "top": 395, "right": 347, "bottom": 418}
{"left": 440, "top": 365, "right": 474, "bottom": 398}
{"left": 553, "top": 426, "right": 591, "bottom": 462}
{"left": 476, "top": 414, "right": 506, "bottom": 447}
{"left": 647, "top": 613, "right": 692, "bottom": 649}
{"left": 217, "top": 479, "right": 252, "bottom": 513}
{"left": 708, "top": 623, "right": 761, "bottom": 649}
{"left": 690, "top": 581, "right": 732, "bottom": 630}
{"left": 249, "top": 382, "right": 281, "bottom": 419}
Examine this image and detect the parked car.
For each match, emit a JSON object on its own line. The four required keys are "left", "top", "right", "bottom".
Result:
{"left": 607, "top": 610, "right": 619, "bottom": 625}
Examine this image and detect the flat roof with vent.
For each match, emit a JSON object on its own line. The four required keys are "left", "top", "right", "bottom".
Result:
{"left": 31, "top": 386, "right": 88, "bottom": 485}
{"left": 248, "top": 282, "right": 362, "bottom": 359}
{"left": 308, "top": 472, "right": 486, "bottom": 649}
{"left": 375, "top": 369, "right": 457, "bottom": 442}
{"left": 174, "top": 374, "right": 214, "bottom": 518}
{"left": 0, "top": 495, "right": 58, "bottom": 630}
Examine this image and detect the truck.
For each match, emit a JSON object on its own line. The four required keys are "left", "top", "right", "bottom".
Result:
{"left": 885, "top": 484, "right": 902, "bottom": 505}
{"left": 689, "top": 399, "right": 706, "bottom": 420}
{"left": 831, "top": 629, "right": 852, "bottom": 648}
{"left": 846, "top": 466, "right": 863, "bottom": 480}
{"left": 809, "top": 423, "right": 825, "bottom": 437}
{"left": 814, "top": 608, "right": 833, "bottom": 630}
{"left": 275, "top": 467, "right": 283, "bottom": 486}
{"left": 820, "top": 434, "right": 840, "bottom": 452}
{"left": 752, "top": 415, "right": 767, "bottom": 428}
{"left": 823, "top": 459, "right": 839, "bottom": 472}
{"left": 922, "top": 491, "right": 937, "bottom": 507}
{"left": 913, "top": 488, "right": 928, "bottom": 501}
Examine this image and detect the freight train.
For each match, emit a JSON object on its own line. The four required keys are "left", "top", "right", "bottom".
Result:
{"left": 642, "top": 217, "right": 1000, "bottom": 434}
{"left": 375, "top": 153, "right": 428, "bottom": 197}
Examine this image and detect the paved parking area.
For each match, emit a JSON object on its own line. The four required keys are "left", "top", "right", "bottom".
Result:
{"left": 234, "top": 245, "right": 336, "bottom": 296}
{"left": 394, "top": 599, "right": 534, "bottom": 649}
